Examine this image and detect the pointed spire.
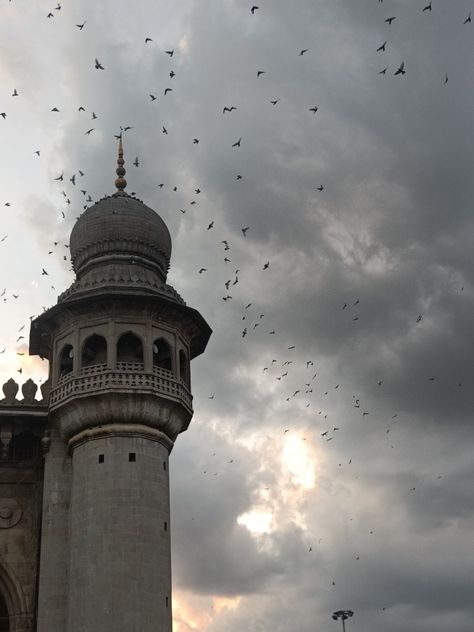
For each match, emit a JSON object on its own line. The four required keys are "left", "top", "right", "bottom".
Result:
{"left": 114, "top": 136, "right": 127, "bottom": 193}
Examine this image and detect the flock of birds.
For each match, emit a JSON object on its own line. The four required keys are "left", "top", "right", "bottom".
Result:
{"left": 0, "top": 0, "right": 470, "bottom": 624}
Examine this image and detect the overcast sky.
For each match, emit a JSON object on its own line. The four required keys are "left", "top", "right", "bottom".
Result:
{"left": 1, "top": 0, "right": 474, "bottom": 630}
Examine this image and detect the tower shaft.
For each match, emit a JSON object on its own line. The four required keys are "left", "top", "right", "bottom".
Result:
{"left": 67, "top": 431, "right": 171, "bottom": 632}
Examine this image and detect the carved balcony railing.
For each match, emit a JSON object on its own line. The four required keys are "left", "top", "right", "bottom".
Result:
{"left": 50, "top": 365, "right": 192, "bottom": 412}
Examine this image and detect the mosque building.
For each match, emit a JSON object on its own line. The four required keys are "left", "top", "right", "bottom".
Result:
{"left": 0, "top": 141, "right": 211, "bottom": 632}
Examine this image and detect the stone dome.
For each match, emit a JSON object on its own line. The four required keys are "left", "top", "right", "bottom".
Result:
{"left": 70, "top": 191, "right": 172, "bottom": 281}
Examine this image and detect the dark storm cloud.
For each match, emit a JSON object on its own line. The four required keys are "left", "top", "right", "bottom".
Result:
{"left": 171, "top": 429, "right": 285, "bottom": 595}
{"left": 3, "top": 0, "right": 474, "bottom": 630}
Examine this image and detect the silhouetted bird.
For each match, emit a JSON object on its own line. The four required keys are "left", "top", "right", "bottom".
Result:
{"left": 394, "top": 61, "right": 405, "bottom": 75}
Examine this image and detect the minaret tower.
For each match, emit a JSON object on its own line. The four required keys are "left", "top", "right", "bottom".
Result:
{"left": 29, "top": 141, "right": 211, "bottom": 632}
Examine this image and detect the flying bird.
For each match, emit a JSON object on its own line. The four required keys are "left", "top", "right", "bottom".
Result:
{"left": 377, "top": 41, "right": 387, "bottom": 52}
{"left": 232, "top": 137, "right": 242, "bottom": 148}
{"left": 12, "top": 88, "right": 18, "bottom": 96}
{"left": 85, "top": 128, "right": 94, "bottom": 135}
{"left": 257, "top": 70, "right": 266, "bottom": 77}
{"left": 251, "top": 5, "right": 259, "bottom": 14}
{"left": 94, "top": 58, "right": 104, "bottom": 70}
{"left": 164, "top": 88, "right": 173, "bottom": 95}
{"left": 422, "top": 2, "right": 432, "bottom": 11}
{"left": 165, "top": 49, "right": 174, "bottom": 57}
{"left": 145, "top": 37, "right": 153, "bottom": 43}
{"left": 299, "top": 49, "right": 308, "bottom": 55}
{"left": 263, "top": 262, "right": 269, "bottom": 270}
{"left": 76, "top": 21, "right": 86, "bottom": 29}
{"left": 464, "top": 12, "right": 471, "bottom": 24}
{"left": 241, "top": 226, "right": 249, "bottom": 236}
{"left": 270, "top": 99, "right": 280, "bottom": 105}
{"left": 133, "top": 157, "right": 139, "bottom": 167}
{"left": 394, "top": 61, "right": 405, "bottom": 75}
{"left": 385, "top": 17, "right": 396, "bottom": 24}
{"left": 309, "top": 106, "right": 318, "bottom": 113}
{"left": 223, "top": 106, "right": 237, "bottom": 113}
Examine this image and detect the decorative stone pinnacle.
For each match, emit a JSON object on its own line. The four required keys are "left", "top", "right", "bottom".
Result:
{"left": 115, "top": 136, "right": 127, "bottom": 192}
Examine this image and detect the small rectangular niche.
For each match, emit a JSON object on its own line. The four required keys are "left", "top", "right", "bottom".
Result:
{"left": 163, "top": 461, "right": 167, "bottom": 471}
{"left": 129, "top": 452, "right": 136, "bottom": 462}
{"left": 164, "top": 521, "right": 168, "bottom": 531}
{"left": 98, "top": 454, "right": 104, "bottom": 464}
{"left": 165, "top": 597, "right": 169, "bottom": 608}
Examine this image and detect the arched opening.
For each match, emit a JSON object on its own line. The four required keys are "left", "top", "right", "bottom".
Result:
{"left": 0, "top": 590, "right": 9, "bottom": 632}
{"left": 117, "top": 332, "right": 144, "bottom": 365}
{"left": 81, "top": 334, "right": 107, "bottom": 368}
{"left": 152, "top": 338, "right": 172, "bottom": 372}
{"left": 11, "top": 432, "right": 41, "bottom": 462}
{"left": 179, "top": 349, "right": 189, "bottom": 385}
{"left": 0, "top": 562, "right": 27, "bottom": 632}
{"left": 58, "top": 344, "right": 74, "bottom": 378}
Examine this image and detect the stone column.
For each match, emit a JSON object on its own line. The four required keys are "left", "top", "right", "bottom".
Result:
{"left": 66, "top": 427, "right": 172, "bottom": 632}
{"left": 36, "top": 427, "right": 71, "bottom": 632}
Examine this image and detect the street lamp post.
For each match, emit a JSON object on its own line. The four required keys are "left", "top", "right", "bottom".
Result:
{"left": 332, "top": 610, "right": 354, "bottom": 632}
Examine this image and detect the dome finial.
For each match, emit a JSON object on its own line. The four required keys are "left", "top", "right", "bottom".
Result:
{"left": 114, "top": 135, "right": 127, "bottom": 193}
